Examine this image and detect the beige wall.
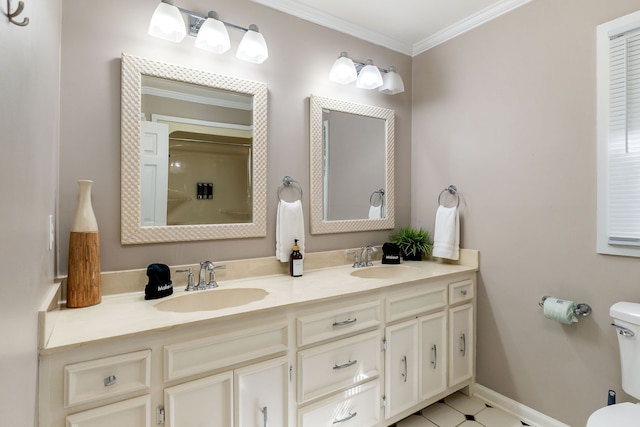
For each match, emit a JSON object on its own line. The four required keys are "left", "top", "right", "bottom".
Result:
{"left": 0, "top": 0, "right": 61, "bottom": 424}
{"left": 412, "top": 0, "right": 640, "bottom": 425}
{"left": 58, "top": 0, "right": 412, "bottom": 274}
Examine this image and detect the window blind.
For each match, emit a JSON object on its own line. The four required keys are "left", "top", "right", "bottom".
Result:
{"left": 608, "top": 28, "right": 640, "bottom": 246}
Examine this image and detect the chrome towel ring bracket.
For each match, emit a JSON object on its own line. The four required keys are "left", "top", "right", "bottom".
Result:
{"left": 370, "top": 189, "right": 384, "bottom": 207}
{"left": 277, "top": 176, "right": 303, "bottom": 202}
{"left": 438, "top": 185, "right": 460, "bottom": 208}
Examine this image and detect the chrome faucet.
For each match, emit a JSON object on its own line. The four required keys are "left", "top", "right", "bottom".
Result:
{"left": 190, "top": 261, "right": 227, "bottom": 290}
{"left": 347, "top": 250, "right": 361, "bottom": 268}
{"left": 347, "top": 246, "right": 378, "bottom": 268}
{"left": 360, "top": 246, "right": 377, "bottom": 267}
{"left": 198, "top": 261, "right": 214, "bottom": 288}
{"left": 176, "top": 267, "right": 197, "bottom": 291}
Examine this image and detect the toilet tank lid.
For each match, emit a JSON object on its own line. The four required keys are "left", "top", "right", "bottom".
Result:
{"left": 611, "top": 302, "right": 640, "bottom": 324}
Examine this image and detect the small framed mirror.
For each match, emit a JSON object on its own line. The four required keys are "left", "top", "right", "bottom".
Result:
{"left": 309, "top": 95, "right": 395, "bottom": 234}
{"left": 121, "top": 54, "right": 267, "bottom": 244}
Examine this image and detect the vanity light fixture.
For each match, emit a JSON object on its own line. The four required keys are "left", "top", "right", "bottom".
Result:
{"left": 356, "top": 59, "right": 383, "bottom": 90}
{"left": 329, "top": 52, "right": 404, "bottom": 95}
{"left": 379, "top": 66, "right": 405, "bottom": 95}
{"left": 194, "top": 11, "right": 230, "bottom": 54}
{"left": 148, "top": 0, "right": 268, "bottom": 64}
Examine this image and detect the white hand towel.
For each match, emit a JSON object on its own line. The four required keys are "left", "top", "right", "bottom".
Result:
{"left": 432, "top": 205, "right": 459, "bottom": 260}
{"left": 276, "top": 200, "right": 305, "bottom": 262}
{"left": 368, "top": 205, "right": 382, "bottom": 219}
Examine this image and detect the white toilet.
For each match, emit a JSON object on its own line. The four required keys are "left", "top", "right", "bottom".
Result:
{"left": 587, "top": 302, "right": 640, "bottom": 426}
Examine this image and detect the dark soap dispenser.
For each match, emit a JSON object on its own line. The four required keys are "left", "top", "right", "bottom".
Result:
{"left": 290, "top": 239, "right": 303, "bottom": 277}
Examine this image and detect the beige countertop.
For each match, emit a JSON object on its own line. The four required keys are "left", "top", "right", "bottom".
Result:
{"left": 40, "top": 250, "right": 478, "bottom": 354}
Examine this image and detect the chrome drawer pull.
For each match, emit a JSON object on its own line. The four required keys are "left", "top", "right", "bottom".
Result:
{"left": 401, "top": 355, "right": 408, "bottom": 382}
{"left": 460, "top": 333, "right": 466, "bottom": 356}
{"left": 431, "top": 345, "right": 437, "bottom": 369}
{"left": 332, "top": 317, "right": 357, "bottom": 327}
{"left": 333, "top": 411, "right": 357, "bottom": 424}
{"left": 460, "top": 289, "right": 468, "bottom": 296}
{"left": 333, "top": 359, "right": 357, "bottom": 370}
{"left": 103, "top": 375, "right": 117, "bottom": 387}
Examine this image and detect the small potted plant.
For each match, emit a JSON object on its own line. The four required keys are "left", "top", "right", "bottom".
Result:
{"left": 390, "top": 227, "right": 433, "bottom": 261}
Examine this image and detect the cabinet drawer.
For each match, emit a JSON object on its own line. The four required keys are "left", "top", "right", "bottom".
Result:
{"left": 386, "top": 284, "right": 447, "bottom": 323}
{"left": 448, "top": 278, "right": 474, "bottom": 305}
{"left": 298, "top": 380, "right": 381, "bottom": 426}
{"left": 66, "top": 395, "right": 151, "bottom": 427}
{"left": 297, "top": 301, "right": 381, "bottom": 347}
{"left": 64, "top": 349, "right": 151, "bottom": 408}
{"left": 164, "top": 322, "right": 288, "bottom": 382}
{"left": 298, "top": 331, "right": 381, "bottom": 403}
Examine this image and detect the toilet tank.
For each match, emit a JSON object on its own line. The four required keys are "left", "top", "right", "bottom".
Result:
{"left": 611, "top": 302, "right": 640, "bottom": 399}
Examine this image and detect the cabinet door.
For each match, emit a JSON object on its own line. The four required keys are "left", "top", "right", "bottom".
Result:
{"left": 235, "top": 357, "right": 289, "bottom": 427}
{"left": 449, "top": 303, "right": 474, "bottom": 386}
{"left": 65, "top": 395, "right": 150, "bottom": 427}
{"left": 164, "top": 371, "right": 233, "bottom": 427}
{"left": 420, "top": 311, "right": 447, "bottom": 400}
{"left": 384, "top": 320, "right": 419, "bottom": 419}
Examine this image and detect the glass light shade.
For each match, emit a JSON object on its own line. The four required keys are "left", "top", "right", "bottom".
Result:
{"left": 356, "top": 61, "right": 383, "bottom": 90}
{"left": 236, "top": 25, "right": 269, "bottom": 64}
{"left": 195, "top": 15, "right": 230, "bottom": 54}
{"left": 379, "top": 67, "right": 405, "bottom": 95}
{"left": 329, "top": 54, "right": 357, "bottom": 84}
{"left": 148, "top": 1, "right": 186, "bottom": 42}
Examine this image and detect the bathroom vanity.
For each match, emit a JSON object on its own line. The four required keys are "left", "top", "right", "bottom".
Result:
{"left": 38, "top": 249, "right": 478, "bottom": 426}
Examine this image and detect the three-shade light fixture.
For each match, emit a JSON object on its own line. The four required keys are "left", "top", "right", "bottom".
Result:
{"left": 329, "top": 52, "right": 404, "bottom": 95}
{"left": 148, "top": 0, "right": 268, "bottom": 64}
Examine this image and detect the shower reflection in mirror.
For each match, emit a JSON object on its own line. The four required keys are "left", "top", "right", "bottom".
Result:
{"left": 139, "top": 75, "right": 254, "bottom": 226}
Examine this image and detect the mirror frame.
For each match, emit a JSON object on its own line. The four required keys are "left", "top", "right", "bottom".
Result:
{"left": 309, "top": 94, "right": 395, "bottom": 234}
{"left": 121, "top": 54, "right": 267, "bottom": 244}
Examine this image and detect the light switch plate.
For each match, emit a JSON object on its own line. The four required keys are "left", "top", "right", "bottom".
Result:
{"left": 48, "top": 214, "right": 54, "bottom": 251}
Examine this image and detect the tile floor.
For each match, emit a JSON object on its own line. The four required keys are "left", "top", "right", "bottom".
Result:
{"left": 395, "top": 392, "right": 530, "bottom": 427}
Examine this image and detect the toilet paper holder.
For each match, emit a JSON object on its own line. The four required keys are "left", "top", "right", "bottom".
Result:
{"left": 539, "top": 296, "right": 592, "bottom": 317}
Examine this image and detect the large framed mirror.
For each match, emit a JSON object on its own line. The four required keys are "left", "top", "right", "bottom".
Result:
{"left": 309, "top": 95, "right": 395, "bottom": 234}
{"left": 121, "top": 54, "right": 267, "bottom": 244}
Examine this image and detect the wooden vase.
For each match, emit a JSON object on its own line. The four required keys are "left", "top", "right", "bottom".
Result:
{"left": 67, "top": 180, "right": 102, "bottom": 308}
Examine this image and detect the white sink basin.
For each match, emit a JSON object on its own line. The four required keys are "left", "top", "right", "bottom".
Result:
{"left": 350, "top": 265, "right": 421, "bottom": 279}
{"left": 154, "top": 288, "right": 268, "bottom": 312}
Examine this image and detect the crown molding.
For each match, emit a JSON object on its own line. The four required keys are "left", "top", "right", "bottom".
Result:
{"left": 253, "top": 0, "right": 533, "bottom": 57}
{"left": 251, "top": 0, "right": 413, "bottom": 55}
{"left": 412, "top": 0, "right": 533, "bottom": 55}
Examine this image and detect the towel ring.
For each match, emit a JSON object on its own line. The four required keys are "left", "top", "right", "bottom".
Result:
{"left": 278, "top": 176, "right": 303, "bottom": 202}
{"left": 438, "top": 185, "right": 460, "bottom": 208}
{"left": 370, "top": 189, "right": 385, "bottom": 207}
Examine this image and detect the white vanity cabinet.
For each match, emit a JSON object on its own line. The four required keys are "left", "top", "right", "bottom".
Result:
{"left": 163, "top": 356, "right": 289, "bottom": 427}
{"left": 382, "top": 275, "right": 475, "bottom": 425}
{"left": 164, "top": 371, "right": 233, "bottom": 426}
{"left": 295, "top": 298, "right": 383, "bottom": 426}
{"left": 38, "top": 315, "right": 289, "bottom": 427}
{"left": 161, "top": 321, "right": 290, "bottom": 427}
{"left": 384, "top": 319, "right": 420, "bottom": 418}
{"left": 235, "top": 357, "right": 289, "bottom": 427}
{"left": 39, "top": 260, "right": 477, "bottom": 427}
{"left": 448, "top": 278, "right": 475, "bottom": 387}
{"left": 383, "top": 281, "right": 448, "bottom": 420}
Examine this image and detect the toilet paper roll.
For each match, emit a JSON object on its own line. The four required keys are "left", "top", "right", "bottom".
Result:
{"left": 543, "top": 297, "right": 578, "bottom": 324}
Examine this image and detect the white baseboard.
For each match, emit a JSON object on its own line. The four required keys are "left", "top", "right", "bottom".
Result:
{"left": 473, "top": 384, "right": 571, "bottom": 427}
